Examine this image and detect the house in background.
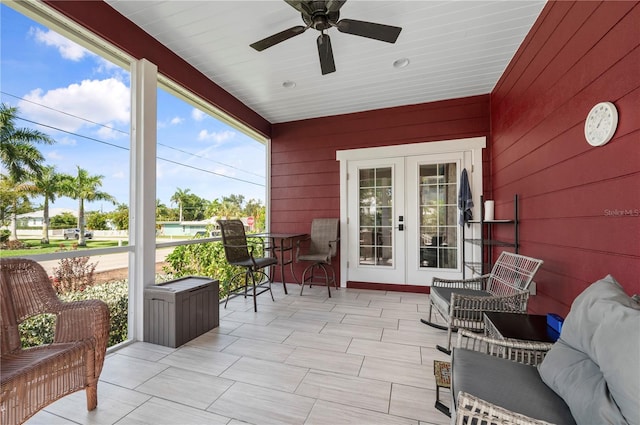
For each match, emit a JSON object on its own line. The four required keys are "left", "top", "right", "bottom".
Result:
{"left": 14, "top": 208, "right": 76, "bottom": 228}
{"left": 12, "top": 1, "right": 640, "bottom": 319}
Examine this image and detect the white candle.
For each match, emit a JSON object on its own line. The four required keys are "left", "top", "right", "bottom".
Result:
{"left": 484, "top": 200, "right": 495, "bottom": 221}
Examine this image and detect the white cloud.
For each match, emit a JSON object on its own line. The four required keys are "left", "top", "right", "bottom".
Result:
{"left": 96, "top": 124, "right": 126, "bottom": 140}
{"left": 112, "top": 171, "right": 125, "bottom": 179}
{"left": 158, "top": 116, "right": 184, "bottom": 128}
{"left": 18, "top": 78, "right": 130, "bottom": 134}
{"left": 30, "top": 27, "right": 92, "bottom": 61}
{"left": 47, "top": 151, "right": 64, "bottom": 160}
{"left": 191, "top": 108, "right": 206, "bottom": 121}
{"left": 197, "top": 129, "right": 235, "bottom": 144}
{"left": 58, "top": 136, "right": 77, "bottom": 146}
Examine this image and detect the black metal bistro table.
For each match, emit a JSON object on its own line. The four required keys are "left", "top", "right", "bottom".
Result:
{"left": 250, "top": 232, "right": 307, "bottom": 294}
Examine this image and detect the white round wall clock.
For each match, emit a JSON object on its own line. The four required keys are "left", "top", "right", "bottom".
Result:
{"left": 584, "top": 101, "right": 618, "bottom": 146}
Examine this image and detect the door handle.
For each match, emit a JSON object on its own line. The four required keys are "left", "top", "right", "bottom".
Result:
{"left": 396, "top": 224, "right": 404, "bottom": 231}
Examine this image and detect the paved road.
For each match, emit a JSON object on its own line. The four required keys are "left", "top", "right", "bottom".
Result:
{"left": 38, "top": 247, "right": 175, "bottom": 276}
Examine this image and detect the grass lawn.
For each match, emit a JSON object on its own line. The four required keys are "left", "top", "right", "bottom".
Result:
{"left": 2, "top": 239, "right": 128, "bottom": 257}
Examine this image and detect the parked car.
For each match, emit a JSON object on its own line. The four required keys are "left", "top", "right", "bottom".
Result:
{"left": 63, "top": 228, "right": 93, "bottom": 240}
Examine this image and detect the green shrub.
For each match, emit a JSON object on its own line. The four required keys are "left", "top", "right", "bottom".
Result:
{"left": 19, "top": 313, "right": 56, "bottom": 347}
{"left": 19, "top": 280, "right": 129, "bottom": 348}
{"left": 63, "top": 280, "right": 129, "bottom": 346}
{"left": 165, "top": 241, "right": 253, "bottom": 299}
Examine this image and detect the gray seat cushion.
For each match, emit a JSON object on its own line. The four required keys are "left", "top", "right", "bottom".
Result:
{"left": 431, "top": 287, "right": 491, "bottom": 319}
{"left": 452, "top": 348, "right": 576, "bottom": 425}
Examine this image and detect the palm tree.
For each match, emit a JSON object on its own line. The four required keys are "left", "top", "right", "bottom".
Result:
{"left": 61, "top": 166, "right": 116, "bottom": 246}
{"left": 0, "top": 179, "right": 32, "bottom": 239}
{"left": 219, "top": 199, "right": 241, "bottom": 219}
{"left": 1, "top": 103, "right": 55, "bottom": 240}
{"left": 170, "top": 187, "right": 191, "bottom": 222}
{"left": 28, "top": 166, "right": 66, "bottom": 243}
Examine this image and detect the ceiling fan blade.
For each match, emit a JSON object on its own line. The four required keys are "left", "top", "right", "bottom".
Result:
{"left": 336, "top": 19, "right": 402, "bottom": 43}
{"left": 317, "top": 33, "right": 336, "bottom": 75}
{"left": 250, "top": 26, "right": 307, "bottom": 51}
{"left": 325, "top": 0, "right": 347, "bottom": 13}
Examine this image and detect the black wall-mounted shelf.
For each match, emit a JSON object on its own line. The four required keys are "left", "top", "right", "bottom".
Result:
{"left": 462, "top": 194, "right": 519, "bottom": 278}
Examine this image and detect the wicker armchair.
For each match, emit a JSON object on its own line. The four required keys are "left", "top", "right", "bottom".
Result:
{"left": 422, "top": 251, "right": 543, "bottom": 353}
{"left": 1, "top": 258, "right": 110, "bottom": 425}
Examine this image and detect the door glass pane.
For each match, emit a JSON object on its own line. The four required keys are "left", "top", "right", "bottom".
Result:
{"left": 419, "top": 162, "right": 457, "bottom": 269}
{"left": 359, "top": 167, "right": 393, "bottom": 266}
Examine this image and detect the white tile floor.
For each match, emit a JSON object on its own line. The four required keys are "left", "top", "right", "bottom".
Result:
{"left": 26, "top": 284, "right": 453, "bottom": 425}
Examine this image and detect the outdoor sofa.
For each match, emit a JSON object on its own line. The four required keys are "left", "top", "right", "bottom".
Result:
{"left": 451, "top": 275, "right": 639, "bottom": 425}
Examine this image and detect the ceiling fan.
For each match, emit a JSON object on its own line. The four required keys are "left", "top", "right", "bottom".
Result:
{"left": 250, "top": 0, "right": 402, "bottom": 75}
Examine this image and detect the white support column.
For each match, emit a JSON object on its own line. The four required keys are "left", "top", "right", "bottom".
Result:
{"left": 129, "top": 58, "right": 157, "bottom": 341}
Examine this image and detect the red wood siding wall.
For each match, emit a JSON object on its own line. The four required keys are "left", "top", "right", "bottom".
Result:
{"left": 271, "top": 95, "right": 490, "bottom": 283}
{"left": 490, "top": 1, "right": 640, "bottom": 315}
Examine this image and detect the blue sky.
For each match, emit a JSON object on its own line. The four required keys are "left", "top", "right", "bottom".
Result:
{"left": 1, "top": 4, "right": 266, "bottom": 214}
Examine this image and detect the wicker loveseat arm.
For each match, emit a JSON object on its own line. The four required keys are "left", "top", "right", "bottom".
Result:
{"left": 456, "top": 329, "right": 553, "bottom": 366}
{"left": 456, "top": 392, "right": 555, "bottom": 425}
{"left": 450, "top": 290, "right": 530, "bottom": 315}
{"left": 432, "top": 275, "right": 489, "bottom": 291}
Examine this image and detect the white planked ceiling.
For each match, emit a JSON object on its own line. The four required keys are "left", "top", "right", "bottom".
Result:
{"left": 105, "top": 0, "right": 546, "bottom": 124}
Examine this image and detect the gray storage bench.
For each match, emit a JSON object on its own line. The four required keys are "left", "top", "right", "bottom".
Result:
{"left": 144, "top": 276, "right": 219, "bottom": 348}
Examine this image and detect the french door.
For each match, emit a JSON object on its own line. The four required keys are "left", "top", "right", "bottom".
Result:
{"left": 347, "top": 158, "right": 405, "bottom": 283}
{"left": 338, "top": 138, "right": 485, "bottom": 287}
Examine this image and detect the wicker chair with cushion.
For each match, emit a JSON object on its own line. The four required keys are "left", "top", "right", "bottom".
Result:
{"left": 422, "top": 251, "right": 543, "bottom": 353}
{"left": 218, "top": 219, "right": 277, "bottom": 312}
{"left": 452, "top": 330, "right": 565, "bottom": 425}
{"left": 295, "top": 218, "right": 339, "bottom": 297}
{"left": 1, "top": 258, "right": 110, "bottom": 425}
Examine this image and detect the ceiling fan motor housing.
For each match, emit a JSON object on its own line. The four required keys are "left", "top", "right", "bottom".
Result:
{"left": 303, "top": 10, "right": 340, "bottom": 31}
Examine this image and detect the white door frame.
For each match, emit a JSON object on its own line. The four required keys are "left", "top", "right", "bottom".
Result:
{"left": 336, "top": 137, "right": 486, "bottom": 287}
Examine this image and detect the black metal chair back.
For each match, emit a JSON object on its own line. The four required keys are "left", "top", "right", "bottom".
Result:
{"left": 218, "top": 219, "right": 252, "bottom": 266}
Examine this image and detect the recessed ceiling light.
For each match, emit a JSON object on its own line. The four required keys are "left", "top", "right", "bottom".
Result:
{"left": 393, "top": 58, "right": 410, "bottom": 69}
{"left": 282, "top": 80, "right": 296, "bottom": 88}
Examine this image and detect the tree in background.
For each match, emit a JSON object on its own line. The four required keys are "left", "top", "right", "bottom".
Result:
{"left": 108, "top": 203, "right": 129, "bottom": 230}
{"left": 224, "top": 194, "right": 245, "bottom": 210}
{"left": 218, "top": 199, "right": 241, "bottom": 219}
{"left": 170, "top": 187, "right": 191, "bottom": 222}
{"left": 0, "top": 103, "right": 54, "bottom": 239}
{"left": 1, "top": 179, "right": 33, "bottom": 235}
{"left": 86, "top": 211, "right": 110, "bottom": 230}
{"left": 26, "top": 166, "right": 66, "bottom": 243}
{"left": 156, "top": 199, "right": 172, "bottom": 221}
{"left": 50, "top": 211, "right": 77, "bottom": 229}
{"left": 244, "top": 198, "right": 265, "bottom": 231}
{"left": 181, "top": 192, "right": 209, "bottom": 221}
{"left": 205, "top": 198, "right": 222, "bottom": 220}
{"left": 60, "top": 166, "right": 115, "bottom": 246}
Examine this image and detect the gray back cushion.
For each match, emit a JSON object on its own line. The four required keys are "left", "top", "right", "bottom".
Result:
{"left": 539, "top": 275, "right": 639, "bottom": 425}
